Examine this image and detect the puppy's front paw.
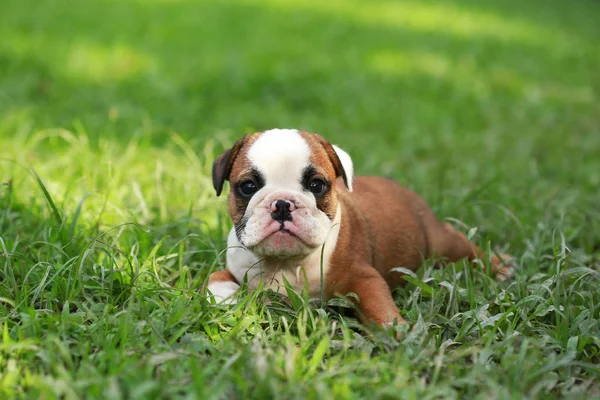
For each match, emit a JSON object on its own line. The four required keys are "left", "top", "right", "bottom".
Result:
{"left": 207, "top": 280, "right": 240, "bottom": 304}
{"left": 492, "top": 253, "right": 516, "bottom": 282}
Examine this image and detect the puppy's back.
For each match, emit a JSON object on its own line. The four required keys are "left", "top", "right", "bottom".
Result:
{"left": 337, "top": 176, "right": 434, "bottom": 286}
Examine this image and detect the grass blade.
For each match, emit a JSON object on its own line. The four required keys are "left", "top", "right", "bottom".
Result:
{"left": 31, "top": 168, "right": 62, "bottom": 225}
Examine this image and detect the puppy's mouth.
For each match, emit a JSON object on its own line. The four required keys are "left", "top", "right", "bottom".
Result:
{"left": 276, "top": 223, "right": 298, "bottom": 237}
{"left": 250, "top": 220, "right": 313, "bottom": 250}
{"left": 266, "top": 221, "right": 306, "bottom": 242}
{"left": 237, "top": 201, "right": 329, "bottom": 257}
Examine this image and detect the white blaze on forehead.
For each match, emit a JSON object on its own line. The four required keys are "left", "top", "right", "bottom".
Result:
{"left": 247, "top": 129, "right": 311, "bottom": 189}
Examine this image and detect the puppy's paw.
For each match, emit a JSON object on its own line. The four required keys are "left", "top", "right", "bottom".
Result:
{"left": 207, "top": 280, "right": 240, "bottom": 304}
{"left": 492, "top": 253, "right": 516, "bottom": 282}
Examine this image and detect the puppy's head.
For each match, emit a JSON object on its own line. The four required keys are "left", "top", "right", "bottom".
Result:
{"left": 213, "top": 129, "right": 353, "bottom": 259}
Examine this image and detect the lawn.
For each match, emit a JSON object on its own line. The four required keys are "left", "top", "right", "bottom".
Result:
{"left": 1, "top": 0, "right": 600, "bottom": 398}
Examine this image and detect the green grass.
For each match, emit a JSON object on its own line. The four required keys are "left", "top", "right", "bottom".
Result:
{"left": 1, "top": 0, "right": 600, "bottom": 398}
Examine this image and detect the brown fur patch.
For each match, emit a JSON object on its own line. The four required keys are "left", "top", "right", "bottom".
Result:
{"left": 298, "top": 132, "right": 346, "bottom": 220}
{"left": 221, "top": 133, "right": 261, "bottom": 226}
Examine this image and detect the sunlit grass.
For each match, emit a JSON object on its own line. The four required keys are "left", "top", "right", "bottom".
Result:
{"left": 65, "top": 43, "right": 157, "bottom": 83}
{"left": 1, "top": 130, "right": 223, "bottom": 229}
{"left": 369, "top": 50, "right": 596, "bottom": 105}
{"left": 243, "top": 0, "right": 582, "bottom": 48}
{"left": 2, "top": 33, "right": 158, "bottom": 83}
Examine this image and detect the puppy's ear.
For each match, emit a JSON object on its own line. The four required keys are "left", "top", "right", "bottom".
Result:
{"left": 212, "top": 137, "right": 246, "bottom": 196}
{"left": 318, "top": 137, "right": 354, "bottom": 192}
{"left": 331, "top": 144, "right": 354, "bottom": 191}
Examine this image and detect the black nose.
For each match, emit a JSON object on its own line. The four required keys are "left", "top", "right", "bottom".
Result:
{"left": 271, "top": 199, "right": 293, "bottom": 222}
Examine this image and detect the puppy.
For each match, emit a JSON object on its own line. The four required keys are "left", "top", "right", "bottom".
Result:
{"left": 207, "top": 129, "right": 513, "bottom": 328}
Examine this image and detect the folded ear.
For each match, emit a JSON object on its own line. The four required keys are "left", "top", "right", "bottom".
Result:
{"left": 318, "top": 137, "right": 354, "bottom": 192}
{"left": 212, "top": 137, "right": 246, "bottom": 196}
{"left": 331, "top": 144, "right": 354, "bottom": 191}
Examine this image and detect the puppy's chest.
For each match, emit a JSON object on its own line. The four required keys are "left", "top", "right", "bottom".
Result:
{"left": 232, "top": 256, "right": 328, "bottom": 297}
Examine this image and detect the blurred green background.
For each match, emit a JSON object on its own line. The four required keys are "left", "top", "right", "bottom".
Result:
{"left": 3, "top": 0, "right": 598, "bottom": 141}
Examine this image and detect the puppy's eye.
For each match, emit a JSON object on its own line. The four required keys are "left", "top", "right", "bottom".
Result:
{"left": 309, "top": 179, "right": 327, "bottom": 195}
{"left": 239, "top": 180, "right": 258, "bottom": 197}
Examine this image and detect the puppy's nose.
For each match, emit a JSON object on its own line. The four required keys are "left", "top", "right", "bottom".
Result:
{"left": 270, "top": 199, "right": 294, "bottom": 222}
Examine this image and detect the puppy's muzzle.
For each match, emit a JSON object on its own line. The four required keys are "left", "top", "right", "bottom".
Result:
{"left": 270, "top": 199, "right": 295, "bottom": 222}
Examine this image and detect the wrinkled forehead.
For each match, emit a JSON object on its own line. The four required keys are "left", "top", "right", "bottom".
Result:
{"left": 245, "top": 129, "right": 313, "bottom": 187}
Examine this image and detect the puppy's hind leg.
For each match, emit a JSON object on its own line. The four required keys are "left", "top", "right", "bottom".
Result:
{"left": 426, "top": 221, "right": 514, "bottom": 281}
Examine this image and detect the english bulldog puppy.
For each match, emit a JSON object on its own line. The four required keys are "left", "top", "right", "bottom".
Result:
{"left": 207, "top": 129, "right": 514, "bottom": 328}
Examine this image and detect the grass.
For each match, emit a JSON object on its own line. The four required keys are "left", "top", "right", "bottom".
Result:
{"left": 1, "top": 0, "right": 600, "bottom": 398}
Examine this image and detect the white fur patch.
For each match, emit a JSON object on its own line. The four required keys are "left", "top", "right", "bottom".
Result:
{"left": 227, "top": 204, "right": 342, "bottom": 297}
{"left": 207, "top": 280, "right": 240, "bottom": 304}
{"left": 247, "top": 129, "right": 311, "bottom": 191}
{"left": 239, "top": 188, "right": 330, "bottom": 254}
{"left": 332, "top": 144, "right": 354, "bottom": 192}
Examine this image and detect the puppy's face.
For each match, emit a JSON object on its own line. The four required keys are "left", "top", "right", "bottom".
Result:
{"left": 213, "top": 129, "right": 353, "bottom": 259}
